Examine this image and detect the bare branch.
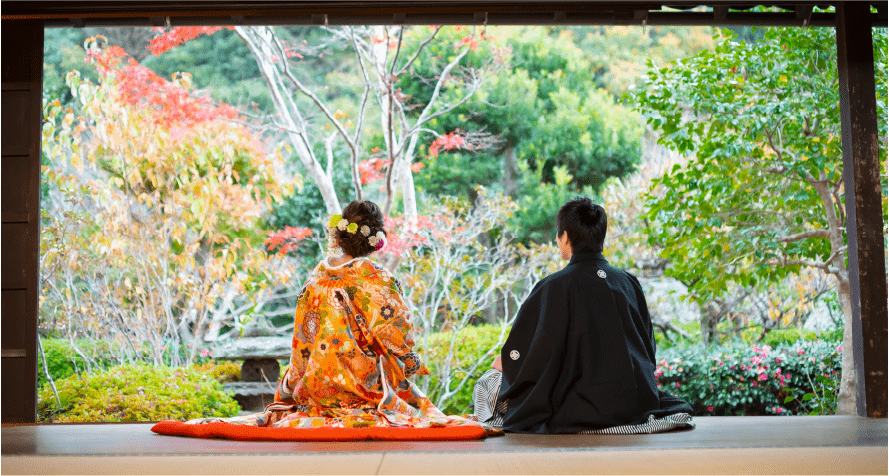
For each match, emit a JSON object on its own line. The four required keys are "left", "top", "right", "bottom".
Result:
{"left": 395, "top": 26, "right": 441, "bottom": 77}
{"left": 388, "top": 26, "right": 405, "bottom": 77}
{"left": 775, "top": 229, "right": 830, "bottom": 242}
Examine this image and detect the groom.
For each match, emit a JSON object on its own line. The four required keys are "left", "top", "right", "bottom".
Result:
{"left": 475, "top": 197, "right": 693, "bottom": 434}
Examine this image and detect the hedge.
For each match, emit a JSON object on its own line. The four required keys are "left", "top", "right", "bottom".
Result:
{"left": 656, "top": 339, "right": 842, "bottom": 416}
{"left": 418, "top": 324, "right": 508, "bottom": 414}
{"left": 36, "top": 337, "right": 117, "bottom": 388}
{"left": 37, "top": 362, "right": 241, "bottom": 422}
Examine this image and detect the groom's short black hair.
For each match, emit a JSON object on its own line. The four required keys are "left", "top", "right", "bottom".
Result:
{"left": 556, "top": 197, "right": 607, "bottom": 253}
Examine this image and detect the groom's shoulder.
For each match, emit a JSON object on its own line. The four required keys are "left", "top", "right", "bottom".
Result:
{"left": 534, "top": 262, "right": 585, "bottom": 292}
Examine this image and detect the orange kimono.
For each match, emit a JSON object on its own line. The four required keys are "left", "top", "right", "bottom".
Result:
{"left": 193, "top": 257, "right": 477, "bottom": 430}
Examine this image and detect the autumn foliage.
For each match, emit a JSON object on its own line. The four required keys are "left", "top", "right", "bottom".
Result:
{"left": 428, "top": 132, "right": 469, "bottom": 158}
{"left": 148, "top": 26, "right": 235, "bottom": 56}
{"left": 41, "top": 37, "right": 292, "bottom": 365}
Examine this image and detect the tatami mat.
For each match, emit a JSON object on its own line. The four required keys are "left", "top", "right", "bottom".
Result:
{"left": 2, "top": 416, "right": 886, "bottom": 474}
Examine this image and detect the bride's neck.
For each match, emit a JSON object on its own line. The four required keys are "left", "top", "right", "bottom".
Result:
{"left": 329, "top": 253, "right": 355, "bottom": 267}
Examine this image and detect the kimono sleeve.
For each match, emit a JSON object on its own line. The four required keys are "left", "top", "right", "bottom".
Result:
{"left": 278, "top": 281, "right": 315, "bottom": 403}
{"left": 365, "top": 270, "right": 428, "bottom": 377}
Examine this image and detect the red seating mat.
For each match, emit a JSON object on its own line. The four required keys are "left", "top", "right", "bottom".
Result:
{"left": 151, "top": 420, "right": 487, "bottom": 441}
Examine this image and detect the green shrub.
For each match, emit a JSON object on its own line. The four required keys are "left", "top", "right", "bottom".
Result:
{"left": 654, "top": 321, "right": 700, "bottom": 350}
{"left": 37, "top": 363, "right": 240, "bottom": 422}
{"left": 759, "top": 328, "right": 842, "bottom": 347}
{"left": 37, "top": 337, "right": 117, "bottom": 388}
{"left": 191, "top": 360, "right": 241, "bottom": 384}
{"left": 418, "top": 324, "right": 509, "bottom": 415}
{"left": 656, "top": 339, "right": 842, "bottom": 416}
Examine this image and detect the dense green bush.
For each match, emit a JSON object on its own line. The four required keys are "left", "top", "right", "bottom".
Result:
{"left": 37, "top": 363, "right": 240, "bottom": 422}
{"left": 758, "top": 328, "right": 842, "bottom": 348}
{"left": 37, "top": 337, "right": 118, "bottom": 388}
{"left": 654, "top": 323, "right": 842, "bottom": 350}
{"left": 191, "top": 360, "right": 242, "bottom": 384}
{"left": 656, "top": 339, "right": 842, "bottom": 416}
{"left": 418, "top": 324, "right": 509, "bottom": 414}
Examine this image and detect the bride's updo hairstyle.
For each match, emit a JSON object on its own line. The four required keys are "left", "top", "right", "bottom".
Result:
{"left": 335, "top": 200, "right": 387, "bottom": 257}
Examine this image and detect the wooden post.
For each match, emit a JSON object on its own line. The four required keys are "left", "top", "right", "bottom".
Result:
{"left": 1, "top": 19, "right": 43, "bottom": 423}
{"left": 835, "top": 2, "right": 888, "bottom": 418}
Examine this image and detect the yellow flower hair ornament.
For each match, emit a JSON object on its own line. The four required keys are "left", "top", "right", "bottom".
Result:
{"left": 327, "top": 214, "right": 387, "bottom": 251}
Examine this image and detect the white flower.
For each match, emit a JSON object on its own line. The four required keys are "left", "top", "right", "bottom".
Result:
{"left": 375, "top": 231, "right": 385, "bottom": 239}
{"left": 336, "top": 218, "right": 349, "bottom": 231}
{"left": 360, "top": 225, "right": 371, "bottom": 236}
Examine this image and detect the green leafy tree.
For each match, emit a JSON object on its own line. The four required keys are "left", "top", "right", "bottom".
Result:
{"left": 414, "top": 27, "right": 645, "bottom": 241}
{"left": 571, "top": 25, "right": 716, "bottom": 97}
{"left": 630, "top": 26, "right": 888, "bottom": 414}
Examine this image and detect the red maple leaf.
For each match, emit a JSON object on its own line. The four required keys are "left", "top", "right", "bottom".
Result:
{"left": 428, "top": 132, "right": 469, "bottom": 158}
{"left": 88, "top": 47, "right": 240, "bottom": 130}
{"left": 148, "top": 26, "right": 234, "bottom": 56}
{"left": 265, "top": 226, "right": 314, "bottom": 255}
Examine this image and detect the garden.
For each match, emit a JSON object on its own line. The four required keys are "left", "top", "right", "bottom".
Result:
{"left": 37, "top": 12, "right": 886, "bottom": 422}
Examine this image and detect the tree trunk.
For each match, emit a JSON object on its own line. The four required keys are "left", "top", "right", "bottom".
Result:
{"left": 502, "top": 146, "right": 518, "bottom": 198}
{"left": 235, "top": 26, "right": 341, "bottom": 214}
{"left": 399, "top": 163, "right": 419, "bottom": 221}
{"left": 810, "top": 175, "right": 855, "bottom": 414}
{"left": 834, "top": 275, "right": 857, "bottom": 415}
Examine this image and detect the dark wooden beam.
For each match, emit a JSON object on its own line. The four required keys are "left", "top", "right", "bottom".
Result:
{"left": 836, "top": 1, "right": 888, "bottom": 418}
{"left": 1, "top": 18, "right": 43, "bottom": 423}
{"left": 3, "top": 1, "right": 886, "bottom": 28}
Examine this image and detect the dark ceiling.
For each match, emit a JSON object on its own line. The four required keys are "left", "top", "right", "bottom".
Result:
{"left": 2, "top": 1, "right": 886, "bottom": 28}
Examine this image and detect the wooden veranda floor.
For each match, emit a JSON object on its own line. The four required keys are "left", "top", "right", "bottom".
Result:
{"left": 2, "top": 416, "right": 886, "bottom": 474}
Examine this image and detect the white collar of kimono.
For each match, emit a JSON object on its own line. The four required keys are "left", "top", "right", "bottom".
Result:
{"left": 322, "top": 256, "right": 370, "bottom": 270}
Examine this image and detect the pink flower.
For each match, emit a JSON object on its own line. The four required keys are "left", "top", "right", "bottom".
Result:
{"left": 837, "top": 345, "right": 843, "bottom": 352}
{"left": 763, "top": 345, "right": 772, "bottom": 352}
{"left": 753, "top": 346, "right": 761, "bottom": 353}
{"left": 776, "top": 358, "right": 782, "bottom": 364}
{"left": 759, "top": 374, "right": 767, "bottom": 381}
{"left": 751, "top": 382, "right": 758, "bottom": 387}
{"left": 707, "top": 406, "right": 714, "bottom": 412}
{"left": 776, "top": 407, "right": 783, "bottom": 414}
{"left": 200, "top": 349, "right": 210, "bottom": 357}
{"left": 675, "top": 382, "right": 680, "bottom": 388}
{"left": 776, "top": 368, "right": 782, "bottom": 374}
{"left": 797, "top": 349, "right": 806, "bottom": 355}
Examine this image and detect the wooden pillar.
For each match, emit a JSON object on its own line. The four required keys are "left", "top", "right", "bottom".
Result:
{"left": 1, "top": 19, "right": 44, "bottom": 423}
{"left": 835, "top": 2, "right": 888, "bottom": 418}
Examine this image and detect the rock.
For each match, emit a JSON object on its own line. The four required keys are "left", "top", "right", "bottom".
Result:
{"left": 223, "top": 382, "right": 278, "bottom": 412}
{"left": 241, "top": 317, "right": 277, "bottom": 337}
{"left": 223, "top": 381, "right": 278, "bottom": 396}
{"left": 211, "top": 337, "right": 292, "bottom": 360}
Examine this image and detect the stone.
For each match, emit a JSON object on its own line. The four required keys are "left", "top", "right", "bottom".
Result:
{"left": 211, "top": 337, "right": 292, "bottom": 360}
{"left": 223, "top": 381, "right": 278, "bottom": 396}
{"left": 223, "top": 382, "right": 278, "bottom": 412}
{"left": 240, "top": 358, "right": 281, "bottom": 383}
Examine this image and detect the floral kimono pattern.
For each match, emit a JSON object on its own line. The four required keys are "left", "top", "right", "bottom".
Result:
{"left": 189, "top": 257, "right": 490, "bottom": 432}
